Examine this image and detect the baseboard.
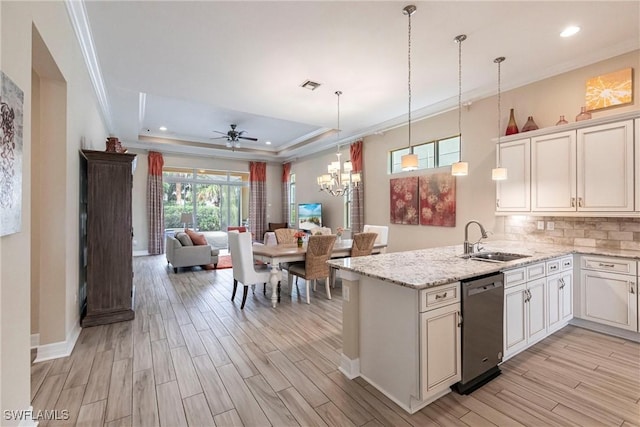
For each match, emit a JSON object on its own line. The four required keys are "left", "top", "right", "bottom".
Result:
{"left": 33, "top": 322, "right": 81, "bottom": 363}
{"left": 133, "top": 250, "right": 150, "bottom": 257}
{"left": 30, "top": 333, "right": 40, "bottom": 349}
{"left": 338, "top": 354, "right": 360, "bottom": 379}
{"left": 570, "top": 318, "right": 640, "bottom": 342}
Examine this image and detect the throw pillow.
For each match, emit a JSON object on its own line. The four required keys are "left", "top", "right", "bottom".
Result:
{"left": 175, "top": 232, "right": 193, "bottom": 246}
{"left": 185, "top": 228, "right": 208, "bottom": 246}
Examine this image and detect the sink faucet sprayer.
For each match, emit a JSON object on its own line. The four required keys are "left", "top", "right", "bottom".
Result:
{"left": 463, "top": 220, "right": 488, "bottom": 254}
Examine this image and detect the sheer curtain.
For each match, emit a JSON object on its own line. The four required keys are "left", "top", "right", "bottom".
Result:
{"left": 249, "top": 161, "right": 267, "bottom": 241}
{"left": 282, "top": 162, "right": 291, "bottom": 226}
{"left": 147, "top": 151, "right": 164, "bottom": 254}
{"left": 350, "top": 140, "right": 364, "bottom": 233}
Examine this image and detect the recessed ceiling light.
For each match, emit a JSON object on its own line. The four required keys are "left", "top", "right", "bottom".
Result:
{"left": 159, "top": 126, "right": 167, "bottom": 131}
{"left": 265, "top": 141, "right": 272, "bottom": 145}
{"left": 560, "top": 26, "right": 580, "bottom": 37}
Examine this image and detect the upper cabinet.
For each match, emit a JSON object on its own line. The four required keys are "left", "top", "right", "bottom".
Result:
{"left": 495, "top": 112, "right": 639, "bottom": 216}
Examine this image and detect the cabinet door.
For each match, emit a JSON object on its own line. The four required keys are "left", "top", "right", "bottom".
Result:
{"left": 559, "top": 271, "right": 573, "bottom": 324}
{"left": 420, "top": 304, "right": 461, "bottom": 395}
{"left": 527, "top": 278, "right": 547, "bottom": 344}
{"left": 504, "top": 283, "right": 527, "bottom": 359}
{"left": 577, "top": 120, "right": 634, "bottom": 211}
{"left": 581, "top": 270, "right": 638, "bottom": 331}
{"left": 546, "top": 273, "right": 563, "bottom": 333}
{"left": 531, "top": 131, "right": 576, "bottom": 212}
{"left": 496, "top": 139, "right": 530, "bottom": 212}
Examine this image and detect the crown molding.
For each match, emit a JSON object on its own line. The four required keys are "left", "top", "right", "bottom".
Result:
{"left": 65, "top": 0, "right": 114, "bottom": 133}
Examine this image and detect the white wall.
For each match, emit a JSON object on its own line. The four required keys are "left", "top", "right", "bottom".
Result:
{"left": 1, "top": 1, "right": 107, "bottom": 421}
{"left": 131, "top": 150, "right": 283, "bottom": 252}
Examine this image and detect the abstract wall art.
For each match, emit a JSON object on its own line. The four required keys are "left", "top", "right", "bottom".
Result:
{"left": 585, "top": 67, "right": 633, "bottom": 111}
{"left": 419, "top": 173, "right": 456, "bottom": 227}
{"left": 1, "top": 71, "right": 24, "bottom": 236}
{"left": 390, "top": 176, "right": 419, "bottom": 225}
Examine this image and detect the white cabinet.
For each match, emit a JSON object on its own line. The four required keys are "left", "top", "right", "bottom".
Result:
{"left": 503, "top": 263, "right": 548, "bottom": 360}
{"left": 420, "top": 304, "right": 461, "bottom": 394}
{"left": 577, "top": 120, "right": 634, "bottom": 212}
{"left": 579, "top": 256, "right": 638, "bottom": 332}
{"left": 531, "top": 131, "right": 576, "bottom": 212}
{"left": 496, "top": 138, "right": 530, "bottom": 212}
{"left": 546, "top": 256, "right": 574, "bottom": 334}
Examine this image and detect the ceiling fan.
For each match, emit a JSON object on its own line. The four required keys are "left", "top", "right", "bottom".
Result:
{"left": 212, "top": 124, "right": 257, "bottom": 148}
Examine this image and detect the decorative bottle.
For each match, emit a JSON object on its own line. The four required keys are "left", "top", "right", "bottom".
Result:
{"left": 521, "top": 116, "right": 539, "bottom": 132}
{"left": 555, "top": 115, "right": 568, "bottom": 126}
{"left": 505, "top": 108, "right": 519, "bottom": 135}
{"left": 575, "top": 106, "right": 592, "bottom": 122}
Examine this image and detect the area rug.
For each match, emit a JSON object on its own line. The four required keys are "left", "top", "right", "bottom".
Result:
{"left": 204, "top": 255, "right": 232, "bottom": 270}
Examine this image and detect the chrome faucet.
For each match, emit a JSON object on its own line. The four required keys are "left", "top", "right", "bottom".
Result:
{"left": 463, "top": 220, "right": 488, "bottom": 254}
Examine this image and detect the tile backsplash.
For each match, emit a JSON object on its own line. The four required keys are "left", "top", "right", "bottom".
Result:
{"left": 501, "top": 216, "right": 640, "bottom": 250}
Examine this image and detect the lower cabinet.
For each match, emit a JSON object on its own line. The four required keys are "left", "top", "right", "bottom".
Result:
{"left": 580, "top": 268, "right": 638, "bottom": 332}
{"left": 547, "top": 271, "right": 573, "bottom": 334}
{"left": 504, "top": 278, "right": 546, "bottom": 359}
{"left": 420, "top": 304, "right": 461, "bottom": 395}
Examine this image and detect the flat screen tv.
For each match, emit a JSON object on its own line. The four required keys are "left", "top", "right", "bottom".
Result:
{"left": 298, "top": 203, "right": 322, "bottom": 231}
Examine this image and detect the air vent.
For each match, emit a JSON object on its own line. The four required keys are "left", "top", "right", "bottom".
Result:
{"left": 300, "top": 80, "right": 322, "bottom": 91}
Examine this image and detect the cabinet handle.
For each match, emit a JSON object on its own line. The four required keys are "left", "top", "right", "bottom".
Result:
{"left": 524, "top": 289, "right": 531, "bottom": 303}
{"left": 578, "top": 197, "right": 583, "bottom": 207}
{"left": 598, "top": 263, "right": 615, "bottom": 268}
{"left": 571, "top": 197, "right": 576, "bottom": 207}
{"left": 457, "top": 311, "right": 463, "bottom": 327}
{"left": 559, "top": 278, "right": 565, "bottom": 289}
{"left": 631, "top": 285, "right": 636, "bottom": 295}
{"left": 496, "top": 199, "right": 500, "bottom": 208}
{"left": 435, "top": 292, "right": 448, "bottom": 300}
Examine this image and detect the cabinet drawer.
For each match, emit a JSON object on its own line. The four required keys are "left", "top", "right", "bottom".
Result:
{"left": 504, "top": 267, "right": 526, "bottom": 288}
{"left": 581, "top": 256, "right": 637, "bottom": 276}
{"left": 527, "top": 262, "right": 546, "bottom": 280}
{"left": 561, "top": 256, "right": 573, "bottom": 271}
{"left": 420, "top": 282, "right": 460, "bottom": 312}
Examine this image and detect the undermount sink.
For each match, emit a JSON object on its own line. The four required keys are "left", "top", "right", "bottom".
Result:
{"left": 467, "top": 252, "right": 531, "bottom": 263}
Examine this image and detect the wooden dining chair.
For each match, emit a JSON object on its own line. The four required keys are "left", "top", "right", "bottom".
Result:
{"left": 275, "top": 228, "right": 298, "bottom": 244}
{"left": 287, "top": 234, "right": 336, "bottom": 304}
{"left": 351, "top": 232, "right": 378, "bottom": 257}
{"left": 228, "top": 230, "right": 280, "bottom": 309}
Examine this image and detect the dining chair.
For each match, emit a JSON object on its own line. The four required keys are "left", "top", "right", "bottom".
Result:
{"left": 351, "top": 232, "right": 378, "bottom": 257}
{"left": 287, "top": 234, "right": 336, "bottom": 304}
{"left": 228, "top": 230, "right": 281, "bottom": 309}
{"left": 363, "top": 224, "right": 389, "bottom": 253}
{"left": 275, "top": 228, "right": 298, "bottom": 244}
{"left": 313, "top": 227, "right": 332, "bottom": 235}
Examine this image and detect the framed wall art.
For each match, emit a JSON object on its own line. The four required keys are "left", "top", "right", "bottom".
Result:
{"left": 390, "top": 176, "right": 419, "bottom": 225}
{"left": 585, "top": 67, "right": 633, "bottom": 111}
{"left": 419, "top": 173, "right": 456, "bottom": 227}
{"left": 1, "top": 70, "right": 24, "bottom": 236}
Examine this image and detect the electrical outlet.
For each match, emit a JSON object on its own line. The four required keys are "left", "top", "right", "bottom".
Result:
{"left": 546, "top": 221, "right": 555, "bottom": 231}
{"left": 537, "top": 221, "right": 545, "bottom": 230}
{"left": 344, "top": 285, "right": 350, "bottom": 302}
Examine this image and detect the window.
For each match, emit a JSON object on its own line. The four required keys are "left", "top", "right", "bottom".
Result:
{"left": 163, "top": 168, "right": 249, "bottom": 233}
{"left": 389, "top": 135, "right": 460, "bottom": 173}
{"left": 289, "top": 173, "right": 296, "bottom": 227}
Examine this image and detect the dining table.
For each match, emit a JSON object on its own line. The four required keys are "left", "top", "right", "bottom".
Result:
{"left": 252, "top": 238, "right": 386, "bottom": 307}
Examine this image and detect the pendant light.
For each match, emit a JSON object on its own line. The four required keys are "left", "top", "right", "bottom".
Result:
{"left": 492, "top": 56, "right": 508, "bottom": 181}
{"left": 400, "top": 5, "right": 418, "bottom": 171}
{"left": 451, "top": 34, "right": 468, "bottom": 176}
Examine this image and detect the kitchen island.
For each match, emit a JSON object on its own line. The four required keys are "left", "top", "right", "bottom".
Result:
{"left": 328, "top": 240, "right": 640, "bottom": 413}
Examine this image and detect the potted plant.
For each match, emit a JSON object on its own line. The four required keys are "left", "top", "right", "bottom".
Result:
{"left": 294, "top": 231, "right": 306, "bottom": 248}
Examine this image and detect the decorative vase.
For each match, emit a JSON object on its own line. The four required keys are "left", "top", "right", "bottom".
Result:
{"left": 521, "top": 116, "right": 539, "bottom": 132}
{"left": 505, "top": 108, "right": 519, "bottom": 135}
{"left": 575, "top": 106, "right": 592, "bottom": 122}
{"left": 297, "top": 238, "right": 303, "bottom": 248}
{"left": 555, "top": 115, "right": 568, "bottom": 126}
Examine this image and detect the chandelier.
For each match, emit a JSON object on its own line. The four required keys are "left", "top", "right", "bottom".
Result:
{"left": 317, "top": 91, "right": 361, "bottom": 196}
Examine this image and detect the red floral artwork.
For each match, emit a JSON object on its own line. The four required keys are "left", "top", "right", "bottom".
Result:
{"left": 390, "top": 177, "right": 419, "bottom": 225}
{"left": 419, "top": 173, "right": 456, "bottom": 227}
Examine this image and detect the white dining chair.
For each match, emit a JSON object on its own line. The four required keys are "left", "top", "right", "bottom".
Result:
{"left": 363, "top": 224, "right": 389, "bottom": 253}
{"left": 228, "top": 230, "right": 281, "bottom": 309}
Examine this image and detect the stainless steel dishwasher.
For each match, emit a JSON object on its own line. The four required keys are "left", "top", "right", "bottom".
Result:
{"left": 452, "top": 272, "right": 504, "bottom": 394}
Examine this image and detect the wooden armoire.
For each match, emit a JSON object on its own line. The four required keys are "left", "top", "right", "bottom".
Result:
{"left": 79, "top": 149, "right": 136, "bottom": 327}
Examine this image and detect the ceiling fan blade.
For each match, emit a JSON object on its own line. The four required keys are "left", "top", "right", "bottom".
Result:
{"left": 210, "top": 136, "right": 229, "bottom": 140}
{"left": 213, "top": 130, "right": 229, "bottom": 135}
{"left": 239, "top": 136, "right": 258, "bottom": 141}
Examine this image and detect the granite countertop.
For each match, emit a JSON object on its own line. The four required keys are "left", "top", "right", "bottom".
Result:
{"left": 327, "top": 240, "right": 640, "bottom": 290}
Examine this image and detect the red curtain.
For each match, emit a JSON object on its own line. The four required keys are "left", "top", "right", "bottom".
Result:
{"left": 249, "top": 162, "right": 267, "bottom": 240}
{"left": 350, "top": 140, "right": 364, "bottom": 232}
{"left": 147, "top": 151, "right": 165, "bottom": 254}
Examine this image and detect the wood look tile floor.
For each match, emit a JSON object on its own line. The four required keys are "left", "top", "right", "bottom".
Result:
{"left": 31, "top": 255, "right": 640, "bottom": 426}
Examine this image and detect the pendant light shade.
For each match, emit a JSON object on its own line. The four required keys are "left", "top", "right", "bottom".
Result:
{"left": 401, "top": 153, "right": 419, "bottom": 171}
{"left": 451, "top": 161, "right": 469, "bottom": 176}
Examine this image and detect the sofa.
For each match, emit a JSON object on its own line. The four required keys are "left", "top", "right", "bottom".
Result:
{"left": 166, "top": 231, "right": 220, "bottom": 273}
